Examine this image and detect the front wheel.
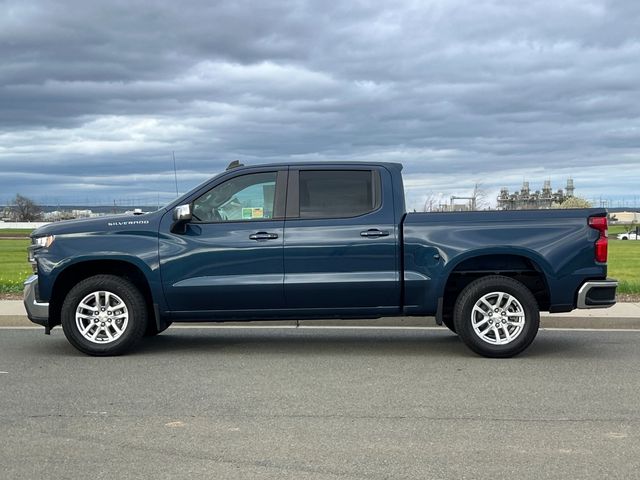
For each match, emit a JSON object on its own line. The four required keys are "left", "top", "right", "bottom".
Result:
{"left": 453, "top": 275, "right": 539, "bottom": 358}
{"left": 61, "top": 275, "right": 148, "bottom": 356}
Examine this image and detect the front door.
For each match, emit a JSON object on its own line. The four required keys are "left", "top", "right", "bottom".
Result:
{"left": 160, "top": 169, "right": 287, "bottom": 317}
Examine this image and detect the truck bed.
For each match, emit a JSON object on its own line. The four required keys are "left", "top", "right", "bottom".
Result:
{"left": 401, "top": 208, "right": 608, "bottom": 315}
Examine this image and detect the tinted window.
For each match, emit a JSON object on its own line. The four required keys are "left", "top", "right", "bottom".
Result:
{"left": 298, "top": 170, "right": 380, "bottom": 219}
{"left": 193, "top": 172, "right": 276, "bottom": 222}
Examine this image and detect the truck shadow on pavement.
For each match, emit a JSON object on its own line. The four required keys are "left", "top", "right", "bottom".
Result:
{"left": 29, "top": 328, "right": 628, "bottom": 360}
{"left": 134, "top": 329, "right": 465, "bottom": 357}
{"left": 127, "top": 328, "right": 618, "bottom": 360}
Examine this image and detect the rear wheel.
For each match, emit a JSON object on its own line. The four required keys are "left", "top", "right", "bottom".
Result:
{"left": 61, "top": 275, "right": 148, "bottom": 356}
{"left": 453, "top": 275, "right": 539, "bottom": 358}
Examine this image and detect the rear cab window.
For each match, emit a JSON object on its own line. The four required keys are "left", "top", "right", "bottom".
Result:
{"left": 292, "top": 169, "right": 381, "bottom": 219}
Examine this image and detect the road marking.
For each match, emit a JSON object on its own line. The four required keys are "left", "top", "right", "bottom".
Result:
{"left": 165, "top": 421, "right": 186, "bottom": 428}
{"left": 540, "top": 328, "right": 640, "bottom": 333}
{"left": 0, "top": 326, "right": 42, "bottom": 329}
{"left": 175, "top": 325, "right": 446, "bottom": 330}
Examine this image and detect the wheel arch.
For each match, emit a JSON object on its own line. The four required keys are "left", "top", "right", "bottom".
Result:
{"left": 49, "top": 259, "right": 156, "bottom": 329}
{"left": 439, "top": 251, "right": 551, "bottom": 323}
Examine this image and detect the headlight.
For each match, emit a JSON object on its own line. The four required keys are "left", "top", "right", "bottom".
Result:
{"left": 34, "top": 235, "right": 55, "bottom": 248}
{"left": 29, "top": 236, "right": 54, "bottom": 273}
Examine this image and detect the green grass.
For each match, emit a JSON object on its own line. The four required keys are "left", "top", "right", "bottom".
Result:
{"left": 0, "top": 228, "right": 33, "bottom": 237}
{"left": 608, "top": 239, "right": 640, "bottom": 294}
{"left": 0, "top": 239, "right": 31, "bottom": 293}
{"left": 609, "top": 224, "right": 637, "bottom": 236}
{"left": 609, "top": 225, "right": 626, "bottom": 235}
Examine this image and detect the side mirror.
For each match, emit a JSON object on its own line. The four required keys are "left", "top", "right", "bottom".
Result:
{"left": 173, "top": 204, "right": 192, "bottom": 222}
{"left": 171, "top": 204, "right": 192, "bottom": 233}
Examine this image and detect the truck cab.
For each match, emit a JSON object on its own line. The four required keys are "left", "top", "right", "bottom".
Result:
{"left": 161, "top": 163, "right": 403, "bottom": 320}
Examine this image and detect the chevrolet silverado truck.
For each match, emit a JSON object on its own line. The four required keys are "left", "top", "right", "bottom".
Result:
{"left": 25, "top": 162, "right": 617, "bottom": 357}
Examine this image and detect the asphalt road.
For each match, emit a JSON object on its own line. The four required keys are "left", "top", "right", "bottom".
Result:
{"left": 1, "top": 326, "right": 639, "bottom": 479}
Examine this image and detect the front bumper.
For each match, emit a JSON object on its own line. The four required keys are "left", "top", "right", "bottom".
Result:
{"left": 23, "top": 275, "right": 50, "bottom": 328}
{"left": 577, "top": 278, "right": 618, "bottom": 309}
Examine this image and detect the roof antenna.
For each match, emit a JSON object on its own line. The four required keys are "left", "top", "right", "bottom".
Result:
{"left": 172, "top": 151, "right": 179, "bottom": 197}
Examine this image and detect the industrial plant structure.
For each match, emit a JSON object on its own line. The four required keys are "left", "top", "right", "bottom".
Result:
{"left": 497, "top": 179, "right": 575, "bottom": 210}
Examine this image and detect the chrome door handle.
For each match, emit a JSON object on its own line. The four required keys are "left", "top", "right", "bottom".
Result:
{"left": 249, "top": 232, "right": 279, "bottom": 240}
{"left": 360, "top": 229, "right": 389, "bottom": 238}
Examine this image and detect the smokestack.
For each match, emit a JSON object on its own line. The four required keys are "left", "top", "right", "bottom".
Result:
{"left": 566, "top": 178, "right": 575, "bottom": 197}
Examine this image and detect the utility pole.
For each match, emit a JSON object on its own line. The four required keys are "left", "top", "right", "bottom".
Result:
{"left": 172, "top": 151, "right": 179, "bottom": 197}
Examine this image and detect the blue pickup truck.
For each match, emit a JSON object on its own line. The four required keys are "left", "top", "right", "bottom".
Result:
{"left": 25, "top": 162, "right": 617, "bottom": 357}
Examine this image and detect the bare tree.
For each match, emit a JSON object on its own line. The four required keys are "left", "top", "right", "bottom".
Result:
{"left": 10, "top": 194, "right": 42, "bottom": 222}
{"left": 422, "top": 192, "right": 441, "bottom": 212}
{"left": 472, "top": 182, "right": 489, "bottom": 210}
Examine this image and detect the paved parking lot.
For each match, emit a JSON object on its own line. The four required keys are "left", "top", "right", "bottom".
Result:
{"left": 1, "top": 326, "right": 639, "bottom": 479}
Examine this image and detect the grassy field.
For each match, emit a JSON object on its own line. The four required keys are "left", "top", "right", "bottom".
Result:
{"left": 0, "top": 229, "right": 33, "bottom": 237}
{"left": 0, "top": 233, "right": 638, "bottom": 295}
{"left": 0, "top": 238, "right": 31, "bottom": 294}
{"left": 609, "top": 239, "right": 640, "bottom": 294}
{"left": 609, "top": 224, "right": 638, "bottom": 236}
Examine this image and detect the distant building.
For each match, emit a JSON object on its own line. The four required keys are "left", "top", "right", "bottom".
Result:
{"left": 428, "top": 184, "right": 484, "bottom": 212}
{"left": 1, "top": 206, "right": 11, "bottom": 221}
{"left": 497, "top": 179, "right": 574, "bottom": 210}
{"left": 610, "top": 211, "right": 640, "bottom": 224}
{"left": 71, "top": 209, "right": 93, "bottom": 218}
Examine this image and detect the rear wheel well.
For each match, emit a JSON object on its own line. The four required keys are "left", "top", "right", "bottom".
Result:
{"left": 49, "top": 260, "right": 155, "bottom": 329}
{"left": 441, "top": 255, "right": 550, "bottom": 324}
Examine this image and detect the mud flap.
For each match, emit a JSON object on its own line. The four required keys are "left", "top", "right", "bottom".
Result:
{"left": 435, "top": 297, "right": 444, "bottom": 325}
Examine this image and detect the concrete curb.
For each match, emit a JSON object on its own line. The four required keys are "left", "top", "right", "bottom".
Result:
{"left": 2, "top": 300, "right": 639, "bottom": 329}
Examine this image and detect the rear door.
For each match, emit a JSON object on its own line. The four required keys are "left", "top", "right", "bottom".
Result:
{"left": 282, "top": 165, "right": 401, "bottom": 316}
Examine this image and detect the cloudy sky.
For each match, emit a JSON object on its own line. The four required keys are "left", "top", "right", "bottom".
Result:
{"left": 1, "top": 0, "right": 640, "bottom": 210}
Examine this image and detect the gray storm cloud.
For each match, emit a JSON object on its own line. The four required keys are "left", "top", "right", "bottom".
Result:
{"left": 1, "top": 0, "right": 639, "bottom": 208}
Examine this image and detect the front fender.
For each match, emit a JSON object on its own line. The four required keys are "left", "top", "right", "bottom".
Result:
{"left": 36, "top": 231, "right": 162, "bottom": 309}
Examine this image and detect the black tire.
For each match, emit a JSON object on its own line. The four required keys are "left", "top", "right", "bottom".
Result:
{"left": 453, "top": 275, "right": 539, "bottom": 358}
{"left": 61, "top": 275, "right": 148, "bottom": 356}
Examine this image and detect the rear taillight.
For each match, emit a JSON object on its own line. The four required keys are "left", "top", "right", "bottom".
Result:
{"left": 588, "top": 216, "right": 608, "bottom": 263}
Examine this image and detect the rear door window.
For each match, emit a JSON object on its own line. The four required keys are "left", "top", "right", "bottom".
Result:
{"left": 297, "top": 170, "right": 381, "bottom": 219}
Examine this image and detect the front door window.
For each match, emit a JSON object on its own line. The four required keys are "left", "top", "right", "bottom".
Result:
{"left": 192, "top": 172, "right": 277, "bottom": 222}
